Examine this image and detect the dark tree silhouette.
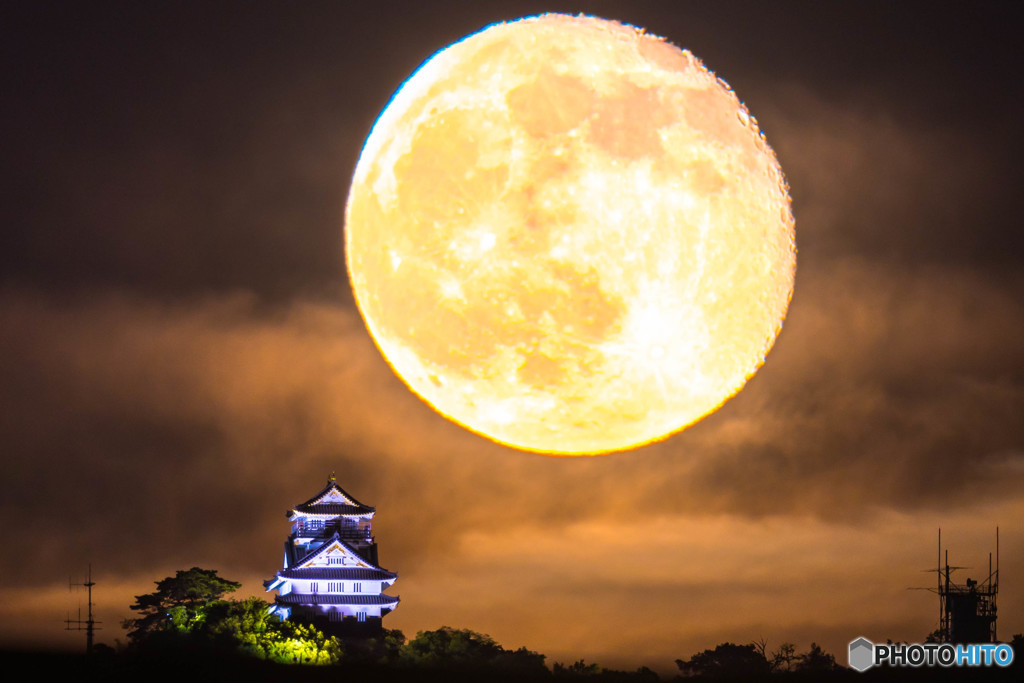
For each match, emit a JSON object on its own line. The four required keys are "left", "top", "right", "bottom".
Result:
{"left": 553, "top": 660, "right": 663, "bottom": 681}
{"left": 770, "top": 642, "right": 798, "bottom": 672}
{"left": 1010, "top": 634, "right": 1023, "bottom": 667}
{"left": 337, "top": 627, "right": 407, "bottom": 665}
{"left": 676, "top": 642, "right": 770, "bottom": 678}
{"left": 401, "top": 626, "right": 503, "bottom": 667}
{"left": 795, "top": 642, "right": 838, "bottom": 672}
{"left": 122, "top": 567, "right": 241, "bottom": 642}
{"left": 752, "top": 637, "right": 798, "bottom": 673}
{"left": 554, "top": 659, "right": 602, "bottom": 676}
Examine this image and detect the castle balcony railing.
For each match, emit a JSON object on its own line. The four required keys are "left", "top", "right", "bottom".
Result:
{"left": 292, "top": 522, "right": 372, "bottom": 542}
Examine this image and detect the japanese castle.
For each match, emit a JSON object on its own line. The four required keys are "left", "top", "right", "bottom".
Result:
{"left": 264, "top": 475, "right": 399, "bottom": 635}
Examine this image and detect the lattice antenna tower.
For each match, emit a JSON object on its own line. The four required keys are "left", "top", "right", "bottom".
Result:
{"left": 911, "top": 529, "right": 999, "bottom": 643}
{"left": 65, "top": 565, "right": 101, "bottom": 654}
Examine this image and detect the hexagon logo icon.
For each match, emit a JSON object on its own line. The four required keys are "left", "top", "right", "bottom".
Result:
{"left": 848, "top": 637, "right": 874, "bottom": 672}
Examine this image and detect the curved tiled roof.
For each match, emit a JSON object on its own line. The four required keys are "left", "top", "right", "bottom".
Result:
{"left": 289, "top": 478, "right": 375, "bottom": 517}
{"left": 291, "top": 534, "right": 376, "bottom": 570}
{"left": 275, "top": 593, "right": 400, "bottom": 606}
{"left": 293, "top": 503, "right": 373, "bottom": 516}
{"left": 278, "top": 567, "right": 396, "bottom": 581}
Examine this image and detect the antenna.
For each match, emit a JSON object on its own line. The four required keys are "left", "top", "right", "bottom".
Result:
{"left": 995, "top": 526, "right": 999, "bottom": 641}
{"left": 911, "top": 528, "right": 1000, "bottom": 643}
{"left": 65, "top": 565, "right": 101, "bottom": 654}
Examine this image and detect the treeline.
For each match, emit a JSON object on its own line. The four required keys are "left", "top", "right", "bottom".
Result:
{"left": 675, "top": 641, "right": 840, "bottom": 678}
{"left": 113, "top": 567, "right": 654, "bottom": 680}
{"left": 50, "top": 567, "right": 1017, "bottom": 682}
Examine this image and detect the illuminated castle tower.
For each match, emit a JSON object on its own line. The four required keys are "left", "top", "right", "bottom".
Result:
{"left": 264, "top": 475, "right": 399, "bottom": 635}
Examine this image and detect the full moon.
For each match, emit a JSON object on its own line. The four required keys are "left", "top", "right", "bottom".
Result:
{"left": 345, "top": 14, "right": 795, "bottom": 455}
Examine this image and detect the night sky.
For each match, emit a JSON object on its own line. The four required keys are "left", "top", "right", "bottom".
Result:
{"left": 2, "top": 0, "right": 1022, "bottom": 673}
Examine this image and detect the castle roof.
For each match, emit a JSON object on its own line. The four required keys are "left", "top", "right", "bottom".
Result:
{"left": 277, "top": 567, "right": 397, "bottom": 581}
{"left": 288, "top": 532, "right": 385, "bottom": 573}
{"left": 293, "top": 503, "right": 372, "bottom": 516}
{"left": 275, "top": 593, "right": 400, "bottom": 607}
{"left": 265, "top": 534, "right": 394, "bottom": 592}
{"left": 288, "top": 476, "right": 375, "bottom": 518}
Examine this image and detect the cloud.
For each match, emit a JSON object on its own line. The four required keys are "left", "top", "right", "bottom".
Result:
{"left": 1, "top": 42, "right": 1021, "bottom": 668}
{"left": 2, "top": 244, "right": 1020, "bottom": 595}
{"left": 388, "top": 503, "right": 1024, "bottom": 674}
{"left": 761, "top": 84, "right": 1021, "bottom": 269}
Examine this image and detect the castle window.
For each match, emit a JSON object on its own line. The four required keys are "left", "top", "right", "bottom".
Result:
{"left": 353, "top": 582, "right": 362, "bottom": 593}
{"left": 310, "top": 582, "right": 318, "bottom": 593}
{"left": 357, "top": 611, "right": 367, "bottom": 623}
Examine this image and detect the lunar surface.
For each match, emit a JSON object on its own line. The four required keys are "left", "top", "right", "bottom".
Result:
{"left": 345, "top": 14, "right": 795, "bottom": 454}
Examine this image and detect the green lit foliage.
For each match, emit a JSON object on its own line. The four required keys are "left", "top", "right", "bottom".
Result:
{"left": 200, "top": 596, "right": 278, "bottom": 649}
{"left": 123, "top": 568, "right": 341, "bottom": 665}
{"left": 206, "top": 602, "right": 340, "bottom": 664}
{"left": 399, "top": 626, "right": 547, "bottom": 675}
{"left": 339, "top": 627, "right": 407, "bottom": 665}
{"left": 400, "top": 626, "right": 500, "bottom": 668}
{"left": 259, "top": 620, "right": 342, "bottom": 665}
{"left": 380, "top": 627, "right": 409, "bottom": 663}
{"left": 149, "top": 594, "right": 341, "bottom": 664}
{"left": 122, "top": 567, "right": 241, "bottom": 642}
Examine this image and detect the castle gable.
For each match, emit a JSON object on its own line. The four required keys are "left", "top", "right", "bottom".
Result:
{"left": 298, "top": 537, "right": 374, "bottom": 570}
{"left": 314, "top": 486, "right": 355, "bottom": 506}
{"left": 291, "top": 477, "right": 375, "bottom": 517}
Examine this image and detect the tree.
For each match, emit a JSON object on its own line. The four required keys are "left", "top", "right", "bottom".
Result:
{"left": 260, "top": 619, "right": 343, "bottom": 664}
{"left": 676, "top": 642, "right": 770, "bottom": 678}
{"left": 1010, "top": 634, "right": 1023, "bottom": 666}
{"left": 770, "top": 642, "right": 797, "bottom": 673}
{"left": 632, "top": 665, "right": 661, "bottom": 682}
{"left": 400, "top": 626, "right": 546, "bottom": 675}
{"left": 401, "top": 626, "right": 503, "bottom": 668}
{"left": 795, "top": 642, "right": 837, "bottom": 672}
{"left": 337, "top": 627, "right": 407, "bottom": 665}
{"left": 554, "top": 659, "right": 602, "bottom": 676}
{"left": 199, "top": 596, "right": 283, "bottom": 657}
{"left": 495, "top": 646, "right": 549, "bottom": 676}
{"left": 193, "top": 596, "right": 344, "bottom": 664}
{"left": 123, "top": 567, "right": 241, "bottom": 642}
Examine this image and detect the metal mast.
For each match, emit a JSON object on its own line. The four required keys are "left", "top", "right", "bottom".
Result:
{"left": 65, "top": 565, "right": 100, "bottom": 654}
{"left": 931, "top": 530, "right": 999, "bottom": 643}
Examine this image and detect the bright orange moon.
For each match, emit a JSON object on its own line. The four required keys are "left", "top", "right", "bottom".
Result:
{"left": 345, "top": 14, "right": 795, "bottom": 455}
